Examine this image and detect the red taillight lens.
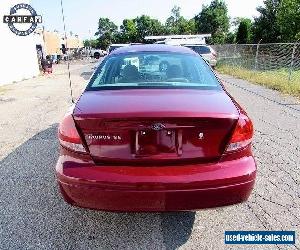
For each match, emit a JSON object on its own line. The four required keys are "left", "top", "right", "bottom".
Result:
{"left": 58, "top": 114, "right": 86, "bottom": 153}
{"left": 226, "top": 114, "right": 253, "bottom": 152}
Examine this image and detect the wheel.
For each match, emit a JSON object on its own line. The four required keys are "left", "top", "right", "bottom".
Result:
{"left": 94, "top": 52, "right": 100, "bottom": 59}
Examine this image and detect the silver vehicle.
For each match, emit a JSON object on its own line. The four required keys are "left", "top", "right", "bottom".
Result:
{"left": 183, "top": 44, "right": 217, "bottom": 68}
{"left": 91, "top": 49, "right": 107, "bottom": 59}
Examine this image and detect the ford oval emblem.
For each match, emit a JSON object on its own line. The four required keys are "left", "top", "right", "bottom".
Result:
{"left": 151, "top": 123, "right": 166, "bottom": 131}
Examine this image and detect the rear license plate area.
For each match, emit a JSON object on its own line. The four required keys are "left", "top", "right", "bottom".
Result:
{"left": 134, "top": 129, "right": 182, "bottom": 157}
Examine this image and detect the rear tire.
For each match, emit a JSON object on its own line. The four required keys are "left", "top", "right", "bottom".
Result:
{"left": 94, "top": 52, "right": 100, "bottom": 59}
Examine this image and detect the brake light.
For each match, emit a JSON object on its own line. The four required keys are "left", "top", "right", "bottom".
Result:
{"left": 226, "top": 114, "right": 253, "bottom": 152}
{"left": 58, "top": 114, "right": 86, "bottom": 153}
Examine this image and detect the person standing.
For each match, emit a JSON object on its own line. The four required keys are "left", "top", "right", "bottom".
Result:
{"left": 42, "top": 55, "right": 53, "bottom": 74}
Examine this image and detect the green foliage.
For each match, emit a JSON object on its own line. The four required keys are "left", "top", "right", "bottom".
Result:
{"left": 95, "top": 18, "right": 118, "bottom": 37}
{"left": 120, "top": 19, "right": 138, "bottom": 43}
{"left": 225, "top": 32, "right": 236, "bottom": 43}
{"left": 277, "top": 0, "right": 300, "bottom": 42}
{"left": 93, "top": 1, "right": 300, "bottom": 48}
{"left": 94, "top": 15, "right": 166, "bottom": 48}
{"left": 194, "top": 0, "right": 230, "bottom": 44}
{"left": 251, "top": 0, "right": 300, "bottom": 43}
{"left": 176, "top": 17, "right": 196, "bottom": 34}
{"left": 252, "top": 0, "right": 282, "bottom": 43}
{"left": 236, "top": 18, "right": 252, "bottom": 44}
{"left": 165, "top": 6, "right": 181, "bottom": 33}
{"left": 134, "top": 15, "right": 165, "bottom": 42}
{"left": 165, "top": 6, "right": 195, "bottom": 34}
{"left": 83, "top": 39, "right": 89, "bottom": 47}
{"left": 83, "top": 39, "right": 99, "bottom": 48}
{"left": 95, "top": 18, "right": 118, "bottom": 49}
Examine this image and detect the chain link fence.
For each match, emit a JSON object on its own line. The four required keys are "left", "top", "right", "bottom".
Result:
{"left": 212, "top": 43, "right": 300, "bottom": 81}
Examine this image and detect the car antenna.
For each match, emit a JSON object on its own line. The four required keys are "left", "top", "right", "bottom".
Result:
{"left": 60, "top": 0, "right": 74, "bottom": 104}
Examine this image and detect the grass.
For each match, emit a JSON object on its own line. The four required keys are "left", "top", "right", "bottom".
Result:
{"left": 216, "top": 64, "right": 300, "bottom": 99}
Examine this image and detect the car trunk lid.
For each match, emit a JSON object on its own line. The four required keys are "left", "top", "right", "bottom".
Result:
{"left": 73, "top": 89, "right": 238, "bottom": 164}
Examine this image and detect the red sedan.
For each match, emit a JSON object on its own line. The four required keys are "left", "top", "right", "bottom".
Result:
{"left": 56, "top": 45, "right": 256, "bottom": 212}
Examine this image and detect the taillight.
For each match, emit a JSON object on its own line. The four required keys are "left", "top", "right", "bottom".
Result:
{"left": 58, "top": 113, "right": 86, "bottom": 153}
{"left": 226, "top": 114, "right": 253, "bottom": 152}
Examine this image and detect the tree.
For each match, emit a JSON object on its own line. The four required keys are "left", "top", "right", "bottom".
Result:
{"left": 277, "top": 0, "right": 300, "bottom": 42}
{"left": 236, "top": 18, "right": 252, "bottom": 44}
{"left": 225, "top": 32, "right": 236, "bottom": 43}
{"left": 252, "top": 0, "right": 282, "bottom": 43}
{"left": 194, "top": 0, "right": 230, "bottom": 44}
{"left": 165, "top": 6, "right": 196, "bottom": 35}
{"left": 120, "top": 19, "right": 138, "bottom": 43}
{"left": 165, "top": 6, "right": 181, "bottom": 34}
{"left": 95, "top": 18, "right": 118, "bottom": 49}
{"left": 134, "top": 15, "right": 164, "bottom": 42}
{"left": 149, "top": 18, "right": 165, "bottom": 36}
{"left": 95, "top": 18, "right": 118, "bottom": 37}
{"left": 178, "top": 17, "right": 196, "bottom": 34}
{"left": 83, "top": 39, "right": 99, "bottom": 48}
{"left": 83, "top": 39, "right": 90, "bottom": 47}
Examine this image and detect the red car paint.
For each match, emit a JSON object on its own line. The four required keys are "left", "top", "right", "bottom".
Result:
{"left": 56, "top": 45, "right": 256, "bottom": 212}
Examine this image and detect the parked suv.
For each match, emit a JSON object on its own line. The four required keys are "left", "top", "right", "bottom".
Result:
{"left": 183, "top": 44, "right": 217, "bottom": 68}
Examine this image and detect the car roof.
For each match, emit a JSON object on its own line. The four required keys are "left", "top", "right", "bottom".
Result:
{"left": 110, "top": 44, "right": 198, "bottom": 56}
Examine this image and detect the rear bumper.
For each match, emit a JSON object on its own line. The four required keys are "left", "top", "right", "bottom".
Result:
{"left": 58, "top": 179, "right": 254, "bottom": 212}
{"left": 56, "top": 151, "right": 256, "bottom": 212}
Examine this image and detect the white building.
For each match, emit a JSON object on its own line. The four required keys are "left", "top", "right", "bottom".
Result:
{"left": 0, "top": 0, "right": 40, "bottom": 86}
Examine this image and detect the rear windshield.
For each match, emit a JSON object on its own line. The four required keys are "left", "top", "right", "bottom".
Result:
{"left": 87, "top": 52, "right": 221, "bottom": 90}
{"left": 185, "top": 46, "right": 211, "bottom": 54}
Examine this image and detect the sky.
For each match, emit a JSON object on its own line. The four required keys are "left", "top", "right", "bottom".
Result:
{"left": 30, "top": 0, "right": 265, "bottom": 39}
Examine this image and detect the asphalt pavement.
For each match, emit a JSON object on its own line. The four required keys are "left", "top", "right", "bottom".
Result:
{"left": 0, "top": 60, "right": 299, "bottom": 250}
